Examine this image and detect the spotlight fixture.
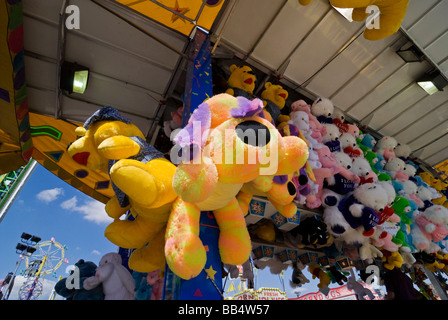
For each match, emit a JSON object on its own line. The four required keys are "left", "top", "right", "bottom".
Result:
{"left": 60, "top": 61, "right": 90, "bottom": 94}
{"left": 417, "top": 71, "right": 448, "bottom": 95}
{"left": 396, "top": 43, "right": 424, "bottom": 63}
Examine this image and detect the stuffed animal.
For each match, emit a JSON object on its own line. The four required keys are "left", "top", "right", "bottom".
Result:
{"left": 146, "top": 270, "right": 164, "bottom": 300}
{"left": 298, "top": 0, "right": 411, "bottom": 41}
{"left": 322, "top": 123, "right": 341, "bottom": 152}
{"left": 333, "top": 119, "right": 360, "bottom": 138}
{"left": 394, "top": 142, "right": 412, "bottom": 161}
{"left": 238, "top": 174, "right": 298, "bottom": 219}
{"left": 346, "top": 269, "right": 375, "bottom": 300}
{"left": 339, "top": 133, "right": 363, "bottom": 158}
{"left": 324, "top": 151, "right": 356, "bottom": 196}
{"left": 416, "top": 185, "right": 436, "bottom": 210}
{"left": 412, "top": 205, "right": 448, "bottom": 253}
{"left": 310, "top": 97, "right": 334, "bottom": 124}
{"left": 67, "top": 106, "right": 178, "bottom": 273}
{"left": 381, "top": 250, "right": 404, "bottom": 270}
{"left": 166, "top": 93, "right": 309, "bottom": 279}
{"left": 401, "top": 179, "right": 422, "bottom": 208}
{"left": 55, "top": 260, "right": 104, "bottom": 300}
{"left": 83, "top": 252, "right": 136, "bottom": 300}
{"left": 290, "top": 99, "right": 326, "bottom": 141}
{"left": 225, "top": 64, "right": 256, "bottom": 99}
{"left": 337, "top": 182, "right": 388, "bottom": 237}
{"left": 384, "top": 158, "right": 407, "bottom": 179}
{"left": 308, "top": 263, "right": 331, "bottom": 295}
{"left": 289, "top": 110, "right": 323, "bottom": 149}
{"left": 358, "top": 133, "right": 377, "bottom": 152}
{"left": 260, "top": 82, "right": 289, "bottom": 124}
{"left": 163, "top": 106, "right": 183, "bottom": 138}
{"left": 350, "top": 157, "right": 378, "bottom": 185}
{"left": 374, "top": 136, "right": 397, "bottom": 161}
{"left": 328, "top": 265, "right": 347, "bottom": 285}
{"left": 294, "top": 216, "right": 332, "bottom": 248}
{"left": 306, "top": 146, "right": 359, "bottom": 208}
{"left": 290, "top": 261, "right": 310, "bottom": 288}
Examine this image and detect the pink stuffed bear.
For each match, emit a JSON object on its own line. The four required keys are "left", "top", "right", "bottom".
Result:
{"left": 291, "top": 99, "right": 326, "bottom": 142}
{"left": 306, "top": 146, "right": 360, "bottom": 209}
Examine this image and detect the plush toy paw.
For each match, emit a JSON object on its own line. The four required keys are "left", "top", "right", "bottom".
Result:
{"left": 128, "top": 228, "right": 166, "bottom": 273}
{"left": 109, "top": 159, "right": 158, "bottom": 206}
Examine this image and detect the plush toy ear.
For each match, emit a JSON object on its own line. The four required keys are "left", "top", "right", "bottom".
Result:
{"left": 264, "top": 82, "right": 272, "bottom": 89}
{"left": 229, "top": 64, "right": 238, "bottom": 73}
{"left": 75, "top": 126, "right": 87, "bottom": 137}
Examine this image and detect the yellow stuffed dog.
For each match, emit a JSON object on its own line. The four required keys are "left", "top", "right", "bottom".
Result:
{"left": 67, "top": 107, "right": 177, "bottom": 273}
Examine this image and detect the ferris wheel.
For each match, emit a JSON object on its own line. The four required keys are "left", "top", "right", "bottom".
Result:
{"left": 24, "top": 238, "right": 66, "bottom": 277}
{"left": 18, "top": 277, "right": 43, "bottom": 300}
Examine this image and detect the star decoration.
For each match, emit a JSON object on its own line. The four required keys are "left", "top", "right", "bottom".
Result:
{"left": 205, "top": 265, "right": 217, "bottom": 281}
{"left": 169, "top": 0, "right": 190, "bottom": 23}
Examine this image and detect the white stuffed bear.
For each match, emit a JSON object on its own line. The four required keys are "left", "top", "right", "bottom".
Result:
{"left": 340, "top": 133, "right": 363, "bottom": 158}
{"left": 332, "top": 108, "right": 346, "bottom": 123}
{"left": 416, "top": 185, "right": 438, "bottom": 209}
{"left": 384, "top": 158, "right": 406, "bottom": 179}
{"left": 401, "top": 179, "right": 421, "bottom": 207}
{"left": 374, "top": 136, "right": 397, "bottom": 161}
{"left": 311, "top": 97, "right": 334, "bottom": 124}
{"left": 402, "top": 163, "right": 417, "bottom": 179}
{"left": 411, "top": 205, "right": 448, "bottom": 253}
{"left": 337, "top": 182, "right": 388, "bottom": 238}
{"left": 322, "top": 123, "right": 341, "bottom": 152}
{"left": 350, "top": 157, "right": 378, "bottom": 184}
{"left": 394, "top": 143, "right": 412, "bottom": 160}
{"left": 289, "top": 110, "right": 322, "bottom": 149}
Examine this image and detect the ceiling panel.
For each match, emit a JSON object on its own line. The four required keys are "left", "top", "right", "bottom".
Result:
{"left": 22, "top": 0, "right": 188, "bottom": 140}
{"left": 215, "top": 0, "right": 286, "bottom": 54}
{"left": 305, "top": 34, "right": 401, "bottom": 98}
{"left": 330, "top": 49, "right": 405, "bottom": 111}
{"left": 251, "top": 0, "right": 330, "bottom": 71}
{"left": 347, "top": 61, "right": 428, "bottom": 121}
{"left": 284, "top": 9, "right": 362, "bottom": 86}
{"left": 368, "top": 83, "right": 427, "bottom": 131}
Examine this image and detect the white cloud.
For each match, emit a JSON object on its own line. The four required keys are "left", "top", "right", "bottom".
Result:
{"left": 36, "top": 188, "right": 64, "bottom": 203}
{"left": 60, "top": 196, "right": 111, "bottom": 225}
{"left": 61, "top": 196, "right": 77, "bottom": 210}
{"left": 91, "top": 249, "right": 101, "bottom": 256}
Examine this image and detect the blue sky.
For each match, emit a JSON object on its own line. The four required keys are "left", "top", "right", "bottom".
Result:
{"left": 0, "top": 162, "right": 368, "bottom": 300}
{"left": 0, "top": 163, "right": 117, "bottom": 299}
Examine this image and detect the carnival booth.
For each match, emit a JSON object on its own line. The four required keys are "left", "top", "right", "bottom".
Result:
{"left": 1, "top": 0, "right": 448, "bottom": 301}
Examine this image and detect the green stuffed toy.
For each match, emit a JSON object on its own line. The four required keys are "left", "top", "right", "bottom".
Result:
{"left": 298, "top": 0, "right": 410, "bottom": 41}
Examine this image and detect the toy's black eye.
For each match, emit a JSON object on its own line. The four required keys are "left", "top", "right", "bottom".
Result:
{"left": 287, "top": 182, "right": 297, "bottom": 195}
{"left": 236, "top": 121, "right": 270, "bottom": 147}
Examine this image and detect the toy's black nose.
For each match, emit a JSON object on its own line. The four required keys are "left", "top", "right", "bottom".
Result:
{"left": 236, "top": 121, "right": 271, "bottom": 147}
